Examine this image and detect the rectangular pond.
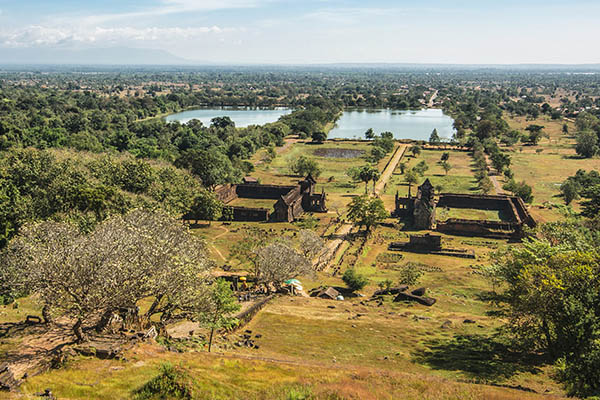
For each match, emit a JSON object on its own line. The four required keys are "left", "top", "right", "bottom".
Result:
{"left": 328, "top": 109, "right": 455, "bottom": 140}
{"left": 164, "top": 107, "right": 292, "bottom": 127}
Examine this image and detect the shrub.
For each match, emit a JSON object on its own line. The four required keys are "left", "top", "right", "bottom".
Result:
{"left": 134, "top": 363, "right": 194, "bottom": 400}
{"left": 398, "top": 266, "right": 423, "bottom": 286}
{"left": 342, "top": 268, "right": 369, "bottom": 292}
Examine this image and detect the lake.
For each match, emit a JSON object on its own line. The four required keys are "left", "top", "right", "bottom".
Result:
{"left": 328, "top": 109, "right": 455, "bottom": 140}
{"left": 164, "top": 107, "right": 291, "bottom": 127}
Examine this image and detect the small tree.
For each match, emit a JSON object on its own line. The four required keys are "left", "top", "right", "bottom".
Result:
{"left": 229, "top": 227, "right": 270, "bottom": 276}
{"left": 364, "top": 128, "right": 375, "bottom": 140}
{"left": 342, "top": 268, "right": 369, "bottom": 292}
{"left": 369, "top": 146, "right": 386, "bottom": 163}
{"left": 440, "top": 161, "right": 452, "bottom": 175}
{"left": 188, "top": 190, "right": 223, "bottom": 223}
{"left": 290, "top": 156, "right": 322, "bottom": 178}
{"left": 398, "top": 162, "right": 407, "bottom": 174}
{"left": 524, "top": 125, "right": 546, "bottom": 145}
{"left": 298, "top": 229, "right": 326, "bottom": 265}
{"left": 198, "top": 279, "right": 240, "bottom": 353}
{"left": 478, "top": 175, "right": 494, "bottom": 194}
{"left": 503, "top": 180, "right": 534, "bottom": 203}
{"left": 581, "top": 185, "right": 600, "bottom": 218}
{"left": 575, "top": 130, "right": 599, "bottom": 158}
{"left": 440, "top": 152, "right": 450, "bottom": 162}
{"left": 347, "top": 195, "right": 388, "bottom": 233}
{"left": 404, "top": 169, "right": 419, "bottom": 197}
{"left": 413, "top": 160, "right": 429, "bottom": 176}
{"left": 311, "top": 131, "right": 327, "bottom": 144}
{"left": 491, "top": 152, "right": 511, "bottom": 174}
{"left": 357, "top": 165, "right": 380, "bottom": 194}
{"left": 255, "top": 242, "right": 313, "bottom": 292}
{"left": 409, "top": 145, "right": 421, "bottom": 158}
{"left": 429, "top": 129, "right": 441, "bottom": 144}
{"left": 560, "top": 180, "right": 580, "bottom": 205}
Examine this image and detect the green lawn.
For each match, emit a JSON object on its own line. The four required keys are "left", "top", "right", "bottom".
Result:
{"left": 384, "top": 149, "right": 478, "bottom": 197}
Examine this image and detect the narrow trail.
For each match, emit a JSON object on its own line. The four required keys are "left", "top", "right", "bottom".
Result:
{"left": 276, "top": 137, "right": 299, "bottom": 154}
{"left": 209, "top": 225, "right": 229, "bottom": 262}
{"left": 484, "top": 154, "right": 506, "bottom": 195}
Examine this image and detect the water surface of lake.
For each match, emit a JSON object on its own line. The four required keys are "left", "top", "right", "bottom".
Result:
{"left": 328, "top": 109, "right": 455, "bottom": 140}
{"left": 165, "top": 107, "right": 291, "bottom": 127}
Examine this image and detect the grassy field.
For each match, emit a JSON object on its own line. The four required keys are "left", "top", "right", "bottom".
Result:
{"left": 437, "top": 207, "right": 504, "bottom": 222}
{"left": 383, "top": 149, "right": 478, "bottom": 197}
{"left": 503, "top": 114, "right": 600, "bottom": 221}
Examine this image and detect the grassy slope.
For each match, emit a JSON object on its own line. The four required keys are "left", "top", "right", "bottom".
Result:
{"left": 18, "top": 344, "right": 563, "bottom": 400}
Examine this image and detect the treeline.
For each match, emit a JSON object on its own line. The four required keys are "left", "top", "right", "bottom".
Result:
{"left": 560, "top": 169, "right": 600, "bottom": 218}
{"left": 574, "top": 112, "right": 600, "bottom": 158}
{"left": 0, "top": 87, "right": 337, "bottom": 160}
{"left": 0, "top": 148, "right": 207, "bottom": 247}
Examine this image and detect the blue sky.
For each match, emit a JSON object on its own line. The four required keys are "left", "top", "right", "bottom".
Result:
{"left": 0, "top": 0, "right": 598, "bottom": 64}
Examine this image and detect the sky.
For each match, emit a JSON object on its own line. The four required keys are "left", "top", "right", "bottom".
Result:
{"left": 0, "top": 0, "right": 598, "bottom": 64}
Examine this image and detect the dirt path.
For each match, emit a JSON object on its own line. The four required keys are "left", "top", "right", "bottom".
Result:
{"left": 322, "top": 223, "right": 353, "bottom": 270}
{"left": 484, "top": 155, "right": 506, "bottom": 195}
{"left": 276, "top": 137, "right": 299, "bottom": 154}
{"left": 209, "top": 225, "right": 230, "bottom": 262}
{"left": 489, "top": 174, "right": 505, "bottom": 195}
{"left": 374, "top": 144, "right": 408, "bottom": 195}
{"left": 428, "top": 89, "right": 439, "bottom": 107}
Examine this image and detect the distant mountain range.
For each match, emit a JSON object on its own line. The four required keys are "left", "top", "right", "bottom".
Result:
{"left": 0, "top": 47, "right": 599, "bottom": 71}
{"left": 0, "top": 47, "right": 191, "bottom": 65}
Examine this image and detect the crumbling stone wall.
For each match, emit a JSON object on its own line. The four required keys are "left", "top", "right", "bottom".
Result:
{"left": 215, "top": 184, "right": 238, "bottom": 203}
{"left": 231, "top": 207, "right": 270, "bottom": 222}
{"left": 235, "top": 184, "right": 296, "bottom": 199}
{"left": 437, "top": 218, "right": 521, "bottom": 238}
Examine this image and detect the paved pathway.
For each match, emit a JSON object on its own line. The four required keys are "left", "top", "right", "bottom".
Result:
{"left": 374, "top": 144, "right": 408, "bottom": 195}
{"left": 428, "top": 89, "right": 439, "bottom": 107}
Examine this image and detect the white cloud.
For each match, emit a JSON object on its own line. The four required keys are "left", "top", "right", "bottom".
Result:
{"left": 0, "top": 25, "right": 238, "bottom": 48}
{"left": 72, "top": 0, "right": 273, "bottom": 25}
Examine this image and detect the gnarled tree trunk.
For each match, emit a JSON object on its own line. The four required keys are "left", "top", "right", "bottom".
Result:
{"left": 73, "top": 318, "right": 86, "bottom": 343}
{"left": 42, "top": 305, "right": 52, "bottom": 324}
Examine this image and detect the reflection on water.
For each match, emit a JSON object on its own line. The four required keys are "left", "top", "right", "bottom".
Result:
{"left": 329, "top": 109, "right": 455, "bottom": 140}
{"left": 164, "top": 107, "right": 291, "bottom": 127}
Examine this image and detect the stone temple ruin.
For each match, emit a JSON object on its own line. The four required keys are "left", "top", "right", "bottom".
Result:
{"left": 395, "top": 179, "right": 536, "bottom": 239}
{"left": 215, "top": 175, "right": 327, "bottom": 222}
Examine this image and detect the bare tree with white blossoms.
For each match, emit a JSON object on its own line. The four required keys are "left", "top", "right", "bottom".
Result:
{"left": 0, "top": 209, "right": 213, "bottom": 342}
